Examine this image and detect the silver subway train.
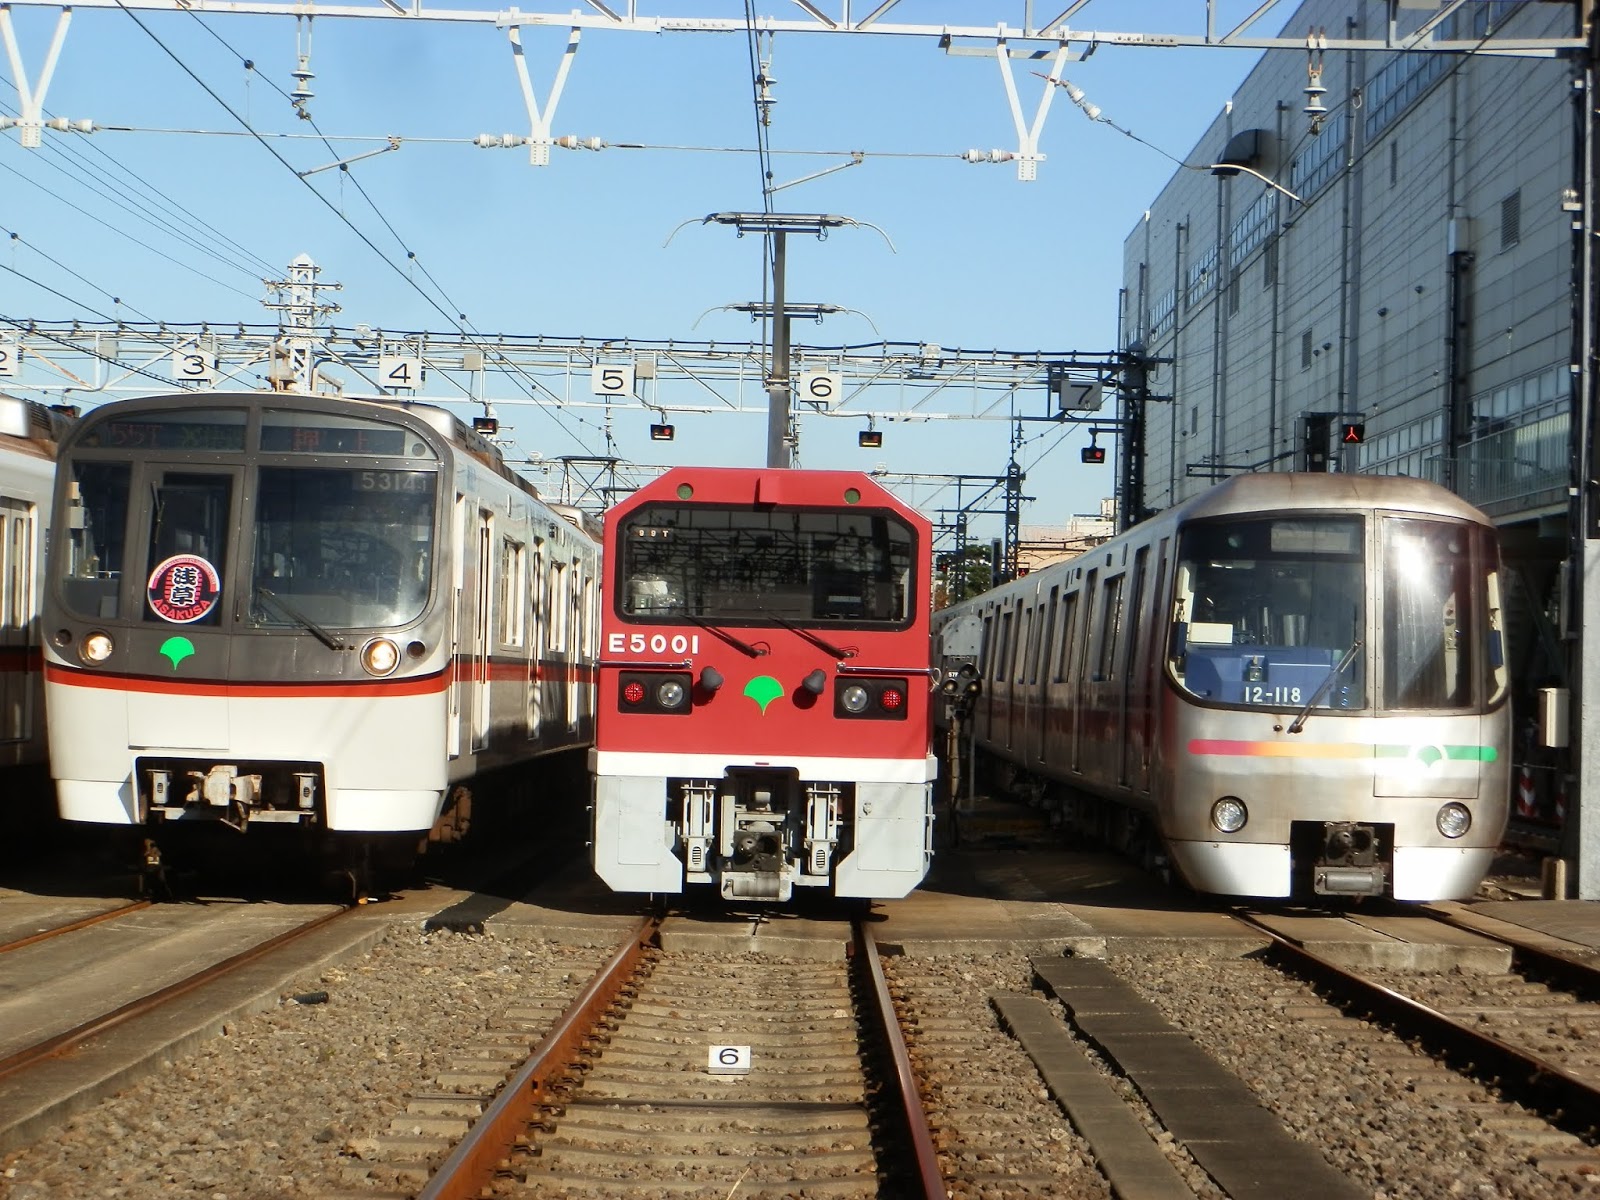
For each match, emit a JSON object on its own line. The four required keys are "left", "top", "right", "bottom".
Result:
{"left": 933, "top": 473, "right": 1511, "bottom": 901}
{"left": 41, "top": 390, "right": 599, "bottom": 888}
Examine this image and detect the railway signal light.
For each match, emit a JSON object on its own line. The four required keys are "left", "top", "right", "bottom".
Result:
{"left": 1081, "top": 444, "right": 1106, "bottom": 464}
{"left": 1340, "top": 422, "right": 1365, "bottom": 444}
{"left": 858, "top": 429, "right": 883, "bottom": 448}
{"left": 650, "top": 423, "right": 675, "bottom": 441}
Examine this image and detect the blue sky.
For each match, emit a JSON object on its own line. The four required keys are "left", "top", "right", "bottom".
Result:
{"left": 2, "top": 2, "right": 1280, "bottom": 534}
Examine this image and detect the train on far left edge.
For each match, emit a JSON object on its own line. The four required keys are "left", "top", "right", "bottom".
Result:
{"left": 41, "top": 390, "right": 601, "bottom": 894}
{"left": 0, "top": 394, "right": 74, "bottom": 824}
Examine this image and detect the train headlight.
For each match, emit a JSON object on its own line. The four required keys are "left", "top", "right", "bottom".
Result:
{"left": 359, "top": 637, "right": 401, "bottom": 677}
{"left": 1436, "top": 802, "right": 1472, "bottom": 839}
{"left": 79, "top": 630, "right": 115, "bottom": 664}
{"left": 1210, "top": 796, "right": 1248, "bottom": 833}
{"left": 655, "top": 679, "right": 687, "bottom": 710}
{"left": 841, "top": 684, "right": 871, "bottom": 714}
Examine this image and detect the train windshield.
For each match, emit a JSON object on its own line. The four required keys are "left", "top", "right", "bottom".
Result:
{"left": 1169, "top": 516, "right": 1366, "bottom": 711}
{"left": 59, "top": 461, "right": 132, "bottom": 619}
{"left": 1380, "top": 517, "right": 1501, "bottom": 710}
{"left": 617, "top": 503, "right": 916, "bottom": 626}
{"left": 248, "top": 467, "right": 436, "bottom": 629}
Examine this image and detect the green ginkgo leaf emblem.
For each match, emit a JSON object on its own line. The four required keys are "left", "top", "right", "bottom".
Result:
{"left": 159, "top": 636, "right": 196, "bottom": 670}
{"left": 742, "top": 675, "right": 785, "bottom": 714}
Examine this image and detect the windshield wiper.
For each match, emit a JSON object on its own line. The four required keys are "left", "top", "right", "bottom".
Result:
{"left": 255, "top": 586, "right": 346, "bottom": 651}
{"left": 1287, "top": 640, "right": 1361, "bottom": 734}
{"left": 755, "top": 607, "right": 855, "bottom": 659}
{"left": 680, "top": 610, "right": 766, "bottom": 658}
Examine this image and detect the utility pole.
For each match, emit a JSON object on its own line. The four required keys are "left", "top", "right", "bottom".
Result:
{"left": 261, "top": 254, "right": 341, "bottom": 394}
{"left": 703, "top": 212, "right": 857, "bottom": 468}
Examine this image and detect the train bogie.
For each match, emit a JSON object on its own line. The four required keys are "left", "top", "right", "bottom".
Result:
{"left": 936, "top": 473, "right": 1511, "bottom": 903}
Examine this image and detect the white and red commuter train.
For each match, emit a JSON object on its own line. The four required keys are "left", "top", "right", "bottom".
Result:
{"left": 590, "top": 466, "right": 936, "bottom": 902}
{"left": 934, "top": 473, "right": 1512, "bottom": 902}
{"left": 42, "top": 390, "right": 598, "bottom": 882}
{"left": 0, "top": 395, "right": 71, "bottom": 803}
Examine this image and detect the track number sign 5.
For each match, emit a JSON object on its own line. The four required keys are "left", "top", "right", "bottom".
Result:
{"left": 591, "top": 363, "right": 635, "bottom": 397}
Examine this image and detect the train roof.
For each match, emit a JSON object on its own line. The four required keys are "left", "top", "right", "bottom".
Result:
{"left": 609, "top": 465, "right": 929, "bottom": 531}
{"left": 0, "top": 392, "right": 75, "bottom": 456}
{"left": 63, "top": 389, "right": 550, "bottom": 505}
{"left": 1177, "top": 472, "right": 1494, "bottom": 525}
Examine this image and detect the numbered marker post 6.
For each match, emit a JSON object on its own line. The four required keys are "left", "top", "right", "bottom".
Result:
{"left": 708, "top": 1045, "right": 752, "bottom": 1075}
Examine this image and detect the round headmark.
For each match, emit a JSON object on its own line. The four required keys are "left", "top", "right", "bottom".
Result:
{"left": 146, "top": 554, "right": 222, "bottom": 624}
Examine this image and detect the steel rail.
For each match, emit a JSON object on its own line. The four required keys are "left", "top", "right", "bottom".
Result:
{"left": 853, "top": 920, "right": 948, "bottom": 1199}
{"left": 1237, "top": 913, "right": 1600, "bottom": 1141}
{"left": 0, "top": 904, "right": 350, "bottom": 1081}
{"left": 0, "top": 900, "right": 151, "bottom": 955}
{"left": 417, "top": 913, "right": 662, "bottom": 1200}
{"left": 1422, "top": 906, "right": 1600, "bottom": 1002}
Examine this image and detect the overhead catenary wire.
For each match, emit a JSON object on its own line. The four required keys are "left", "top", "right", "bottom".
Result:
{"left": 104, "top": 0, "right": 608, "bottom": 458}
{"left": 0, "top": 80, "right": 278, "bottom": 285}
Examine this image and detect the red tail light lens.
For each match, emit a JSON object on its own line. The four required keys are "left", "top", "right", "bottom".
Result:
{"left": 879, "top": 687, "right": 904, "bottom": 711}
{"left": 622, "top": 680, "right": 646, "bottom": 705}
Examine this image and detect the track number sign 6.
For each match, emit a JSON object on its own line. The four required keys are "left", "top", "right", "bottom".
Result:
{"left": 707, "top": 1045, "right": 752, "bottom": 1075}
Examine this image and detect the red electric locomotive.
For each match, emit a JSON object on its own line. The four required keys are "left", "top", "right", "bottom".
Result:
{"left": 589, "top": 466, "right": 935, "bottom": 901}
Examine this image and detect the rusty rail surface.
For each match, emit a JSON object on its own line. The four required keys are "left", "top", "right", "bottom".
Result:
{"left": 854, "top": 920, "right": 948, "bottom": 1200}
{"left": 0, "top": 904, "right": 350, "bottom": 1081}
{"left": 1238, "top": 912, "right": 1600, "bottom": 1141}
{"left": 417, "top": 913, "right": 662, "bottom": 1200}
{"left": 0, "top": 900, "right": 151, "bottom": 955}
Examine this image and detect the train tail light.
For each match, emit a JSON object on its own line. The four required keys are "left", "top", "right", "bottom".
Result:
{"left": 618, "top": 671, "right": 693, "bottom": 714}
{"left": 834, "top": 677, "right": 909, "bottom": 721}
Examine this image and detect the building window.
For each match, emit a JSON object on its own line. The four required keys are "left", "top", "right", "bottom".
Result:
{"left": 1301, "top": 330, "right": 1313, "bottom": 371}
{"left": 1389, "top": 140, "right": 1399, "bottom": 188}
{"left": 1263, "top": 238, "right": 1278, "bottom": 288}
{"left": 1500, "top": 189, "right": 1521, "bottom": 251}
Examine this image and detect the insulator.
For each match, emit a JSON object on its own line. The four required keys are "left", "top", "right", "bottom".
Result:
{"left": 555, "top": 135, "right": 606, "bottom": 151}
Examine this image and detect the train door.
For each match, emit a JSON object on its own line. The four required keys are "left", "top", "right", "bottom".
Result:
{"left": 1030, "top": 586, "right": 1057, "bottom": 763}
{"left": 1071, "top": 571, "right": 1096, "bottom": 773}
{"left": 564, "top": 559, "right": 580, "bottom": 732}
{"left": 0, "top": 497, "right": 35, "bottom": 748}
{"left": 992, "top": 606, "right": 1013, "bottom": 747}
{"left": 1052, "top": 588, "right": 1079, "bottom": 776}
{"left": 1006, "top": 604, "right": 1033, "bottom": 752}
{"left": 1090, "top": 571, "right": 1126, "bottom": 780}
{"left": 527, "top": 539, "right": 545, "bottom": 739}
{"left": 471, "top": 509, "right": 493, "bottom": 751}
{"left": 448, "top": 494, "right": 465, "bottom": 759}
{"left": 1118, "top": 548, "right": 1149, "bottom": 787}
{"left": 1125, "top": 542, "right": 1165, "bottom": 794}
{"left": 132, "top": 467, "right": 237, "bottom": 749}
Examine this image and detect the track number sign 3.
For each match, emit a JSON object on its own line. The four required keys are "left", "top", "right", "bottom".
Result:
{"left": 707, "top": 1045, "right": 752, "bottom": 1075}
